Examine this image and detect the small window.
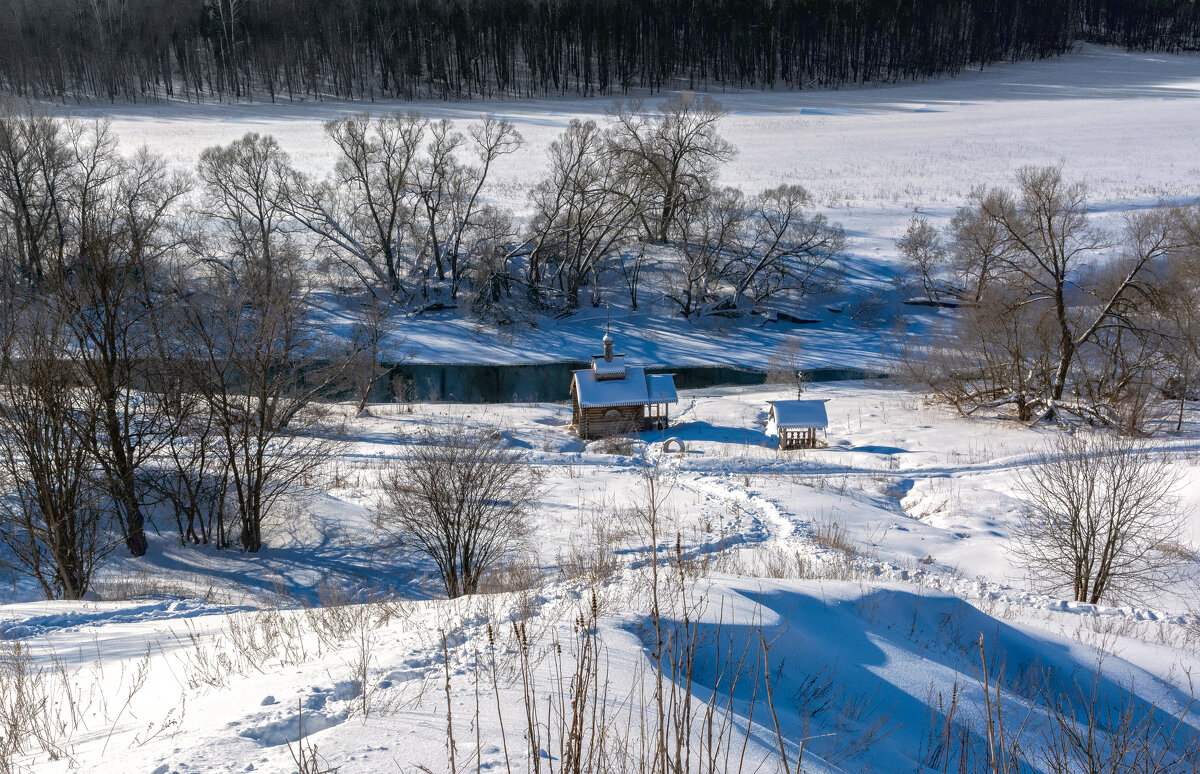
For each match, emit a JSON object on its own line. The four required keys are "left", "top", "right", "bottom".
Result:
{"left": 604, "top": 409, "right": 621, "bottom": 418}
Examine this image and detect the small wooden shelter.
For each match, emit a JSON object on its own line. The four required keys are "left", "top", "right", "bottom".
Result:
{"left": 769, "top": 399, "right": 829, "bottom": 450}
{"left": 570, "top": 331, "right": 678, "bottom": 440}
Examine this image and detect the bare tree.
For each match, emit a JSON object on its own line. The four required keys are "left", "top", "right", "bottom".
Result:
{"left": 1156, "top": 263, "right": 1200, "bottom": 433}
{"left": 0, "top": 298, "right": 109, "bottom": 599}
{"left": 196, "top": 132, "right": 294, "bottom": 282}
{"left": 412, "top": 116, "right": 522, "bottom": 300}
{"left": 666, "top": 184, "right": 845, "bottom": 317}
{"left": 528, "top": 118, "right": 641, "bottom": 309}
{"left": 144, "top": 379, "right": 232, "bottom": 548}
{"left": 975, "top": 168, "right": 1180, "bottom": 420}
{"left": 766, "top": 334, "right": 809, "bottom": 397}
{"left": 0, "top": 106, "right": 72, "bottom": 284}
{"left": 616, "top": 243, "right": 649, "bottom": 311}
{"left": 607, "top": 95, "right": 735, "bottom": 244}
{"left": 730, "top": 184, "right": 846, "bottom": 308}
{"left": 1072, "top": 259, "right": 1169, "bottom": 436}
{"left": 284, "top": 111, "right": 426, "bottom": 297}
{"left": 897, "top": 213, "right": 948, "bottom": 301}
{"left": 189, "top": 134, "right": 353, "bottom": 552}
{"left": 667, "top": 186, "right": 745, "bottom": 318}
{"left": 1013, "top": 434, "right": 1188, "bottom": 605}
{"left": 141, "top": 269, "right": 234, "bottom": 548}
{"left": 374, "top": 422, "right": 542, "bottom": 598}
{"left": 57, "top": 130, "right": 190, "bottom": 557}
{"left": 911, "top": 169, "right": 1191, "bottom": 427}
{"left": 946, "top": 185, "right": 1010, "bottom": 304}
{"left": 904, "top": 284, "right": 1053, "bottom": 423}
{"left": 347, "top": 296, "right": 403, "bottom": 416}
{"left": 179, "top": 267, "right": 346, "bottom": 553}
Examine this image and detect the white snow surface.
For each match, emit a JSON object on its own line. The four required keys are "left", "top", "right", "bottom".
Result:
{"left": 5, "top": 48, "right": 1200, "bottom": 773}
{"left": 5, "top": 382, "right": 1200, "bottom": 772}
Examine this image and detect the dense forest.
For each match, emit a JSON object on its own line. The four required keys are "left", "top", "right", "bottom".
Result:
{"left": 1082, "top": 0, "right": 1200, "bottom": 50}
{"left": 0, "top": 0, "right": 1194, "bottom": 103}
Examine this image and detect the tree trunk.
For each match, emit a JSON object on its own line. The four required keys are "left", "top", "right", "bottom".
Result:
{"left": 102, "top": 378, "right": 147, "bottom": 556}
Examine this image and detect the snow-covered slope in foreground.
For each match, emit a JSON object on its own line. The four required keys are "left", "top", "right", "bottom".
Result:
{"left": 9, "top": 575, "right": 1200, "bottom": 773}
{"left": 5, "top": 382, "right": 1200, "bottom": 772}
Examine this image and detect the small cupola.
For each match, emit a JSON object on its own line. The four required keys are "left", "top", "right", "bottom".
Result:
{"left": 592, "top": 312, "right": 626, "bottom": 380}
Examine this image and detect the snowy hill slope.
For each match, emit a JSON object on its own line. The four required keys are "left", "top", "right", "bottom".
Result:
{"left": 4, "top": 383, "right": 1200, "bottom": 771}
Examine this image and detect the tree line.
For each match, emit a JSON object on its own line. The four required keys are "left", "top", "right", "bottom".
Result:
{"left": 0, "top": 0, "right": 1095, "bottom": 103}
{"left": 199, "top": 95, "right": 845, "bottom": 319}
{"left": 1080, "top": 0, "right": 1200, "bottom": 51}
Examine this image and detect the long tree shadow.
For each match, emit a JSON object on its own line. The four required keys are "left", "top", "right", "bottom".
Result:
{"left": 630, "top": 581, "right": 1200, "bottom": 772}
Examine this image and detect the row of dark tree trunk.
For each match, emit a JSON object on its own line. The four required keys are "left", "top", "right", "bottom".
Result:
{"left": 1079, "top": 0, "right": 1200, "bottom": 51}
{"left": 0, "top": 0, "right": 1125, "bottom": 103}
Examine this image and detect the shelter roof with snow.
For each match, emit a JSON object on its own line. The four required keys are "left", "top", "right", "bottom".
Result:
{"left": 768, "top": 398, "right": 829, "bottom": 450}
{"left": 646, "top": 374, "right": 679, "bottom": 405}
{"left": 769, "top": 399, "right": 829, "bottom": 430}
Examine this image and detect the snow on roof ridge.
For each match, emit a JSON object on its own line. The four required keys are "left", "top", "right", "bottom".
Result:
{"left": 573, "top": 366, "right": 678, "bottom": 408}
{"left": 769, "top": 398, "right": 829, "bottom": 429}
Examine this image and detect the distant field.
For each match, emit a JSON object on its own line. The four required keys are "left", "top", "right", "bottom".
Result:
{"left": 71, "top": 45, "right": 1200, "bottom": 236}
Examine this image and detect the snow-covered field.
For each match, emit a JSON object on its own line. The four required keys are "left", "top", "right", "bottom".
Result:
{"left": 6, "top": 382, "right": 1200, "bottom": 772}
{"left": 4, "top": 46, "right": 1200, "bottom": 773}
{"left": 60, "top": 44, "right": 1200, "bottom": 371}
{"left": 76, "top": 45, "right": 1200, "bottom": 214}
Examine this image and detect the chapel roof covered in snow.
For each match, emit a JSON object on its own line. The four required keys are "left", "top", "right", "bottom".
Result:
{"left": 573, "top": 366, "right": 679, "bottom": 409}
{"left": 570, "top": 324, "right": 679, "bottom": 438}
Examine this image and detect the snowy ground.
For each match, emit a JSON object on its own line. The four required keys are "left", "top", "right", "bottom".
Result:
{"left": 55, "top": 43, "right": 1200, "bottom": 371}
{"left": 5, "top": 382, "right": 1200, "bottom": 772}
{"left": 5, "top": 46, "right": 1200, "bottom": 773}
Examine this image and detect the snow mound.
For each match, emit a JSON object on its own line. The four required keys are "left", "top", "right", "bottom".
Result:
{"left": 643, "top": 578, "right": 1199, "bottom": 771}
{"left": 0, "top": 599, "right": 247, "bottom": 639}
{"left": 239, "top": 709, "right": 346, "bottom": 746}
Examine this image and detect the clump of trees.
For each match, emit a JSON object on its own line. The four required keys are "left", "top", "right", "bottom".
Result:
{"left": 273, "top": 96, "right": 847, "bottom": 319}
{"left": 519, "top": 97, "right": 846, "bottom": 318}
{"left": 0, "top": 109, "right": 364, "bottom": 597}
{"left": 0, "top": 298, "right": 107, "bottom": 600}
{"left": 901, "top": 166, "right": 1200, "bottom": 434}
